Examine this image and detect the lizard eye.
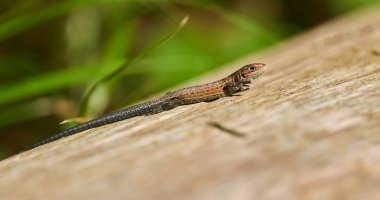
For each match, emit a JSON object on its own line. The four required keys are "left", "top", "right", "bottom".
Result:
{"left": 249, "top": 66, "right": 256, "bottom": 71}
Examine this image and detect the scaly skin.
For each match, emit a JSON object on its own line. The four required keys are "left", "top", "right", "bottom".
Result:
{"left": 22, "top": 63, "right": 267, "bottom": 152}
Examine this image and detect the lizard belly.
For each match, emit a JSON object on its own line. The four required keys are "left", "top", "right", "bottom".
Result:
{"left": 180, "top": 90, "right": 225, "bottom": 104}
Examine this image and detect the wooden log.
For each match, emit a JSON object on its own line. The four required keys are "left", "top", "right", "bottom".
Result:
{"left": 1, "top": 6, "right": 380, "bottom": 200}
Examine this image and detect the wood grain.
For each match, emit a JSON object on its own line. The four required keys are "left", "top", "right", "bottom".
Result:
{"left": 1, "top": 7, "right": 380, "bottom": 200}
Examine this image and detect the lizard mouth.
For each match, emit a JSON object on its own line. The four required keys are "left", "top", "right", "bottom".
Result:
{"left": 252, "top": 65, "right": 267, "bottom": 78}
{"left": 248, "top": 71, "right": 264, "bottom": 80}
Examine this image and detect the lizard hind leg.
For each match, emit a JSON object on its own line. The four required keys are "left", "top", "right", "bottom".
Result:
{"left": 144, "top": 98, "right": 183, "bottom": 116}
{"left": 144, "top": 107, "right": 164, "bottom": 116}
{"left": 161, "top": 98, "right": 184, "bottom": 111}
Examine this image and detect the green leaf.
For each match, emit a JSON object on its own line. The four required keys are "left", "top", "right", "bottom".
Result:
{"left": 78, "top": 16, "right": 190, "bottom": 115}
{"left": 0, "top": 0, "right": 108, "bottom": 41}
{"left": 0, "top": 60, "right": 125, "bottom": 106}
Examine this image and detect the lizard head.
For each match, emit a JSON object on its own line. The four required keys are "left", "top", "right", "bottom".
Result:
{"left": 235, "top": 63, "right": 267, "bottom": 82}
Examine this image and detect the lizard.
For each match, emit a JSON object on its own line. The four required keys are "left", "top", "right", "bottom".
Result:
{"left": 22, "top": 63, "right": 267, "bottom": 152}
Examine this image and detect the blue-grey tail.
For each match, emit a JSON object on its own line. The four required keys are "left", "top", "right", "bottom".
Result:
{"left": 20, "top": 99, "right": 164, "bottom": 152}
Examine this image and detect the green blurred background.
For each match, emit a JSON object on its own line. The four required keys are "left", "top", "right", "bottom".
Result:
{"left": 0, "top": 0, "right": 379, "bottom": 158}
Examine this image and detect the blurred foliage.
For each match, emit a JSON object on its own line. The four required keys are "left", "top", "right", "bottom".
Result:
{"left": 0, "top": 0, "right": 379, "bottom": 158}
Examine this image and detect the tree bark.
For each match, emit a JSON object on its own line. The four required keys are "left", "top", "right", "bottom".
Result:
{"left": 1, "top": 6, "right": 380, "bottom": 200}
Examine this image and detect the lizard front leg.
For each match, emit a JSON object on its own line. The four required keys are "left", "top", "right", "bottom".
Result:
{"left": 223, "top": 83, "right": 241, "bottom": 96}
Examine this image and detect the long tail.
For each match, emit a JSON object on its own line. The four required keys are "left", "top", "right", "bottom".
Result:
{"left": 21, "top": 99, "right": 164, "bottom": 152}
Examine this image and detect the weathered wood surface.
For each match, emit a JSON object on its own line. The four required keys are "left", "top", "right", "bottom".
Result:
{"left": 1, "top": 7, "right": 380, "bottom": 200}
